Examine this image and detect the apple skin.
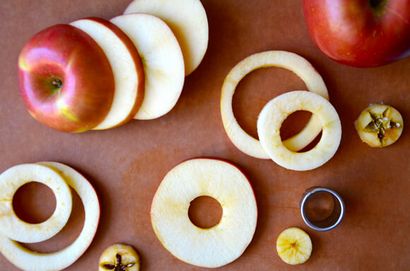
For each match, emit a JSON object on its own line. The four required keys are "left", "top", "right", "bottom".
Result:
{"left": 19, "top": 24, "right": 115, "bottom": 132}
{"left": 85, "top": 17, "right": 145, "bottom": 126}
{"left": 303, "top": 0, "right": 410, "bottom": 67}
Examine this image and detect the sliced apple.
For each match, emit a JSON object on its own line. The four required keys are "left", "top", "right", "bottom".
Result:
{"left": 257, "top": 91, "right": 341, "bottom": 171}
{"left": 18, "top": 24, "right": 115, "bottom": 133}
{"left": 151, "top": 158, "right": 257, "bottom": 268}
{"left": 71, "top": 18, "right": 144, "bottom": 130}
{"left": 124, "top": 0, "right": 208, "bottom": 75}
{"left": 0, "top": 162, "right": 100, "bottom": 271}
{"left": 111, "top": 14, "right": 185, "bottom": 120}
{"left": 0, "top": 163, "right": 72, "bottom": 243}
{"left": 221, "top": 51, "right": 329, "bottom": 159}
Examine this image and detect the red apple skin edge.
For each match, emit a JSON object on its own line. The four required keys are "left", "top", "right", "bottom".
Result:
{"left": 18, "top": 24, "right": 115, "bottom": 133}
{"left": 84, "top": 17, "right": 145, "bottom": 127}
{"left": 303, "top": 0, "right": 410, "bottom": 67}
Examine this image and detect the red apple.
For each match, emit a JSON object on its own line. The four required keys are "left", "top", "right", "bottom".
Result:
{"left": 18, "top": 24, "right": 115, "bottom": 132}
{"left": 303, "top": 0, "right": 410, "bottom": 67}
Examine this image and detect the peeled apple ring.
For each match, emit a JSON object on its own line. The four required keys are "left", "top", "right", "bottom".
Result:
{"left": 257, "top": 91, "right": 341, "bottom": 171}
{"left": 0, "top": 164, "right": 72, "bottom": 243}
{"left": 151, "top": 159, "right": 257, "bottom": 268}
{"left": 0, "top": 162, "right": 100, "bottom": 271}
{"left": 221, "top": 50, "right": 329, "bottom": 159}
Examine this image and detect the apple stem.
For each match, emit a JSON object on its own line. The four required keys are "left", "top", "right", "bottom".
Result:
{"left": 369, "top": 0, "right": 387, "bottom": 14}
{"left": 51, "top": 78, "right": 63, "bottom": 89}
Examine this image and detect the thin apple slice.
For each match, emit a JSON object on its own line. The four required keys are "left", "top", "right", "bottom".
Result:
{"left": 71, "top": 18, "right": 144, "bottom": 130}
{"left": 151, "top": 158, "right": 257, "bottom": 268}
{"left": 0, "top": 164, "right": 72, "bottom": 243}
{"left": 111, "top": 14, "right": 184, "bottom": 120}
{"left": 257, "top": 91, "right": 341, "bottom": 171}
{"left": 124, "top": 0, "right": 208, "bottom": 75}
{"left": 221, "top": 50, "right": 329, "bottom": 159}
{"left": 0, "top": 162, "right": 100, "bottom": 271}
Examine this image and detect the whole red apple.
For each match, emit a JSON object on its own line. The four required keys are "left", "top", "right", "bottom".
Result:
{"left": 303, "top": 0, "right": 410, "bottom": 67}
{"left": 19, "top": 24, "right": 115, "bottom": 132}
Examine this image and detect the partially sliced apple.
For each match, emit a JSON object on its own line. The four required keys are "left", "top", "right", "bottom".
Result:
{"left": 111, "top": 14, "right": 184, "bottom": 120}
{"left": 71, "top": 18, "right": 144, "bottom": 130}
{"left": 151, "top": 158, "right": 257, "bottom": 268}
{"left": 124, "top": 0, "right": 208, "bottom": 75}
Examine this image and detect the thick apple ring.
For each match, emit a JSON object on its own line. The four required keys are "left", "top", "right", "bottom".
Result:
{"left": 151, "top": 158, "right": 257, "bottom": 268}
{"left": 257, "top": 91, "right": 341, "bottom": 171}
{"left": 0, "top": 164, "right": 72, "bottom": 243}
{"left": 221, "top": 50, "right": 329, "bottom": 159}
{"left": 0, "top": 162, "right": 100, "bottom": 271}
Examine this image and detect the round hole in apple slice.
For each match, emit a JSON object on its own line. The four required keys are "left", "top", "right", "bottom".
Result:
{"left": 71, "top": 18, "right": 144, "bottom": 130}
{"left": 124, "top": 0, "right": 208, "bottom": 75}
{"left": 111, "top": 13, "right": 185, "bottom": 120}
{"left": 13, "top": 182, "right": 56, "bottom": 224}
{"left": 188, "top": 196, "right": 223, "bottom": 229}
{"left": 280, "top": 110, "right": 323, "bottom": 152}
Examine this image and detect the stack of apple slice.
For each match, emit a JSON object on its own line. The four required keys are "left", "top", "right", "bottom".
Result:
{"left": 18, "top": 0, "right": 209, "bottom": 133}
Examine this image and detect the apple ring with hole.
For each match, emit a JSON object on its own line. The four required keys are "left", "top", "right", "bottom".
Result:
{"left": 124, "top": 0, "right": 208, "bottom": 75}
{"left": 71, "top": 18, "right": 144, "bottom": 130}
{"left": 0, "top": 164, "right": 72, "bottom": 243}
{"left": 221, "top": 50, "right": 329, "bottom": 159}
{"left": 151, "top": 158, "right": 257, "bottom": 268}
{"left": 257, "top": 91, "right": 341, "bottom": 171}
{"left": 111, "top": 14, "right": 185, "bottom": 120}
{"left": 0, "top": 162, "right": 100, "bottom": 271}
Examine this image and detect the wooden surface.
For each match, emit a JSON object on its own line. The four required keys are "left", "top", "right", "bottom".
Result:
{"left": 1, "top": 0, "right": 410, "bottom": 270}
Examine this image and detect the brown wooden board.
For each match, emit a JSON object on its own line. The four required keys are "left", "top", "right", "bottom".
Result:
{"left": 1, "top": 0, "right": 410, "bottom": 270}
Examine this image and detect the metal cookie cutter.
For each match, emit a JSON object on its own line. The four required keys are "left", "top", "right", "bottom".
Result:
{"left": 300, "top": 187, "right": 345, "bottom": 231}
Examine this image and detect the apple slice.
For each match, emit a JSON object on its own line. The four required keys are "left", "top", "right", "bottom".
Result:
{"left": 124, "top": 0, "right": 208, "bottom": 75}
{"left": 151, "top": 158, "right": 257, "bottom": 268}
{"left": 71, "top": 18, "right": 144, "bottom": 130}
{"left": 221, "top": 51, "right": 329, "bottom": 159}
{"left": 111, "top": 14, "right": 185, "bottom": 120}
{"left": 257, "top": 91, "right": 341, "bottom": 171}
{"left": 0, "top": 163, "right": 72, "bottom": 243}
{"left": 0, "top": 162, "right": 100, "bottom": 271}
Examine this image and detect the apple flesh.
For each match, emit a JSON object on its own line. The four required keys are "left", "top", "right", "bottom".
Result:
{"left": 124, "top": 0, "right": 209, "bottom": 75}
{"left": 111, "top": 14, "right": 185, "bottom": 120}
{"left": 151, "top": 158, "right": 257, "bottom": 268}
{"left": 303, "top": 0, "right": 410, "bottom": 67}
{"left": 18, "top": 24, "right": 115, "bottom": 132}
{"left": 71, "top": 18, "right": 144, "bottom": 130}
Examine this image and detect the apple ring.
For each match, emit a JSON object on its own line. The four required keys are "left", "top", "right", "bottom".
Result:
{"left": 0, "top": 162, "right": 100, "bottom": 271}
{"left": 221, "top": 50, "right": 329, "bottom": 159}
{"left": 0, "top": 163, "right": 72, "bottom": 243}
{"left": 257, "top": 91, "right": 341, "bottom": 171}
{"left": 151, "top": 158, "right": 257, "bottom": 268}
